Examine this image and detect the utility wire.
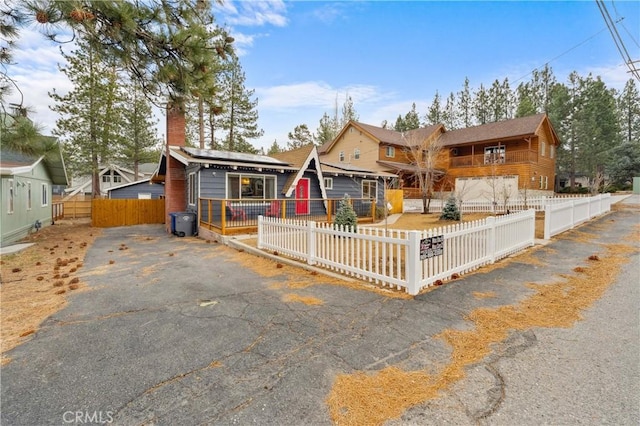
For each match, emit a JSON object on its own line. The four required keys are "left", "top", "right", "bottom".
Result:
{"left": 596, "top": 0, "right": 640, "bottom": 81}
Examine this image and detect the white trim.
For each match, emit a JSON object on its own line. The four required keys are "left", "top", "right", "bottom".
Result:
{"left": 26, "top": 181, "right": 32, "bottom": 211}
{"left": 284, "top": 146, "right": 328, "bottom": 203}
{"left": 41, "top": 182, "right": 49, "bottom": 207}
{"left": 7, "top": 178, "right": 14, "bottom": 214}
{"left": 0, "top": 156, "right": 45, "bottom": 176}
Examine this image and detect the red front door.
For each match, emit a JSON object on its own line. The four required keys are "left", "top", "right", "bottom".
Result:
{"left": 295, "top": 178, "right": 309, "bottom": 215}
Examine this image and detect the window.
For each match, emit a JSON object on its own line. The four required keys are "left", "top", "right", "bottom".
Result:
{"left": 354, "top": 148, "right": 360, "bottom": 160}
{"left": 550, "top": 145, "right": 555, "bottom": 159}
{"left": 324, "top": 178, "right": 333, "bottom": 190}
{"left": 227, "top": 173, "right": 276, "bottom": 200}
{"left": 339, "top": 151, "right": 345, "bottom": 162}
{"left": 113, "top": 175, "right": 122, "bottom": 183}
{"left": 484, "top": 146, "right": 505, "bottom": 164}
{"left": 138, "top": 193, "right": 152, "bottom": 200}
{"left": 362, "top": 180, "right": 378, "bottom": 201}
{"left": 540, "top": 141, "right": 546, "bottom": 156}
{"left": 41, "top": 183, "right": 48, "bottom": 207}
{"left": 386, "top": 146, "right": 395, "bottom": 158}
{"left": 188, "top": 172, "right": 197, "bottom": 205}
{"left": 539, "top": 176, "right": 548, "bottom": 189}
{"left": 102, "top": 175, "right": 111, "bottom": 183}
{"left": 27, "top": 182, "right": 32, "bottom": 210}
{"left": 7, "top": 179, "right": 14, "bottom": 214}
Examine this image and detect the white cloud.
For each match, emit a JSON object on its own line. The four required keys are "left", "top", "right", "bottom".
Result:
{"left": 256, "top": 81, "right": 390, "bottom": 110}
{"left": 214, "top": 0, "right": 288, "bottom": 27}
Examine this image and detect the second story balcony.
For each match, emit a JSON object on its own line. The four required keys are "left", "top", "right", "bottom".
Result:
{"left": 449, "top": 150, "right": 538, "bottom": 168}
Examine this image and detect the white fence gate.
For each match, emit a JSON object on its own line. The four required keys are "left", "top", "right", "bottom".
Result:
{"left": 258, "top": 209, "right": 535, "bottom": 295}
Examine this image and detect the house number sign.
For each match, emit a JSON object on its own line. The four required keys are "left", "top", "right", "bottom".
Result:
{"left": 420, "top": 235, "right": 444, "bottom": 260}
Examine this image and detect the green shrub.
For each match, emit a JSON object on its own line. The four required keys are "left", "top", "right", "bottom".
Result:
{"left": 440, "top": 196, "right": 460, "bottom": 221}
{"left": 334, "top": 194, "right": 358, "bottom": 231}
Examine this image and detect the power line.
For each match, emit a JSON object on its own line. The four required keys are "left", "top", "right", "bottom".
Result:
{"left": 596, "top": 0, "right": 640, "bottom": 81}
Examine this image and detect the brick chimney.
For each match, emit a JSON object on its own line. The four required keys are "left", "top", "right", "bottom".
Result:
{"left": 164, "top": 99, "right": 187, "bottom": 233}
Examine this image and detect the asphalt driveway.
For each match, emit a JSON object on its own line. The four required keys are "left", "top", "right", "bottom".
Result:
{"left": 1, "top": 199, "right": 638, "bottom": 425}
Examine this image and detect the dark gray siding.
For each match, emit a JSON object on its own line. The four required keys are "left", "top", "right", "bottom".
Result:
{"left": 198, "top": 167, "right": 295, "bottom": 200}
{"left": 109, "top": 181, "right": 164, "bottom": 199}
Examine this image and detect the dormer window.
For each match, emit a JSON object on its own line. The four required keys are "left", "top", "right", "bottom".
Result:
{"left": 386, "top": 146, "right": 395, "bottom": 158}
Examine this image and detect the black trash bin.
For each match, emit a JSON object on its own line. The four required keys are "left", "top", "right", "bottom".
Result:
{"left": 170, "top": 212, "right": 196, "bottom": 237}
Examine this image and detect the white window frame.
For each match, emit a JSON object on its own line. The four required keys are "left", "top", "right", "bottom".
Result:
{"left": 354, "top": 148, "right": 360, "bottom": 160}
{"left": 41, "top": 183, "right": 49, "bottom": 207}
{"left": 324, "top": 177, "right": 333, "bottom": 190}
{"left": 7, "top": 179, "right": 14, "bottom": 214}
{"left": 362, "top": 180, "right": 378, "bottom": 202}
{"left": 27, "top": 181, "right": 32, "bottom": 210}
{"left": 386, "top": 146, "right": 395, "bottom": 158}
{"left": 102, "top": 175, "right": 111, "bottom": 183}
{"left": 138, "top": 193, "right": 152, "bottom": 200}
{"left": 113, "top": 175, "right": 122, "bottom": 183}
{"left": 550, "top": 145, "right": 555, "bottom": 159}
{"left": 339, "top": 151, "right": 345, "bottom": 162}
{"left": 188, "top": 172, "right": 197, "bottom": 206}
{"left": 540, "top": 141, "right": 546, "bottom": 156}
{"left": 227, "top": 173, "right": 277, "bottom": 200}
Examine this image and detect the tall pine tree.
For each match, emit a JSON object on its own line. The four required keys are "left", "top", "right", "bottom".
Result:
{"left": 50, "top": 38, "right": 125, "bottom": 197}
{"left": 216, "top": 55, "right": 263, "bottom": 153}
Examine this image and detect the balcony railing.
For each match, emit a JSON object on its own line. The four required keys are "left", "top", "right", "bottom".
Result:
{"left": 198, "top": 198, "right": 378, "bottom": 235}
{"left": 450, "top": 150, "right": 538, "bottom": 168}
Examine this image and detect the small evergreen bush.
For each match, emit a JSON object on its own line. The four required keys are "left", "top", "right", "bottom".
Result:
{"left": 440, "top": 196, "right": 460, "bottom": 221}
{"left": 334, "top": 194, "right": 358, "bottom": 232}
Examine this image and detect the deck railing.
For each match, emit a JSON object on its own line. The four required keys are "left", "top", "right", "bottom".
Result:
{"left": 198, "top": 197, "right": 378, "bottom": 235}
{"left": 449, "top": 150, "right": 538, "bottom": 168}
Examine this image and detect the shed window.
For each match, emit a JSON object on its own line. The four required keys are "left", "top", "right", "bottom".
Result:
{"left": 354, "top": 148, "right": 360, "bottom": 160}
{"left": 324, "top": 178, "right": 333, "bottom": 190}
{"left": 339, "top": 151, "right": 345, "bottom": 162}
{"left": 362, "top": 180, "right": 378, "bottom": 202}
{"left": 41, "top": 183, "right": 48, "bottom": 207}
{"left": 188, "top": 172, "right": 197, "bottom": 206}
{"left": 7, "top": 179, "right": 14, "bottom": 214}
{"left": 386, "top": 146, "right": 395, "bottom": 158}
{"left": 227, "top": 173, "right": 276, "bottom": 200}
{"left": 138, "top": 193, "right": 152, "bottom": 200}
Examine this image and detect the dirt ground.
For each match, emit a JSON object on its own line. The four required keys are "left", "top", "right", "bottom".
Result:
{"left": 0, "top": 219, "right": 101, "bottom": 365}
{"left": 376, "top": 211, "right": 546, "bottom": 239}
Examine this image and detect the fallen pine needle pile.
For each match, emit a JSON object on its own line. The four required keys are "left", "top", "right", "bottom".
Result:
{"left": 326, "top": 242, "right": 636, "bottom": 425}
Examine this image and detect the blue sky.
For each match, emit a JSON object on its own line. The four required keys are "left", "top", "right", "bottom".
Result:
{"left": 7, "top": 1, "right": 640, "bottom": 152}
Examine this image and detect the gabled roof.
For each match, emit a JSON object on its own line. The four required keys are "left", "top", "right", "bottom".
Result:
{"left": 439, "top": 113, "right": 554, "bottom": 146}
{"left": 318, "top": 121, "right": 444, "bottom": 154}
{"left": 271, "top": 144, "right": 328, "bottom": 199}
{"left": 0, "top": 142, "right": 68, "bottom": 185}
{"left": 105, "top": 178, "right": 160, "bottom": 193}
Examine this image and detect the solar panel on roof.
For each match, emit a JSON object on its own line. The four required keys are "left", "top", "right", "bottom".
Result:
{"left": 181, "top": 147, "right": 290, "bottom": 166}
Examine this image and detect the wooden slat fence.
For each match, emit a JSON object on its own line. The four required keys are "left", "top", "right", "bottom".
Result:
{"left": 258, "top": 209, "right": 535, "bottom": 295}
{"left": 92, "top": 199, "right": 165, "bottom": 227}
{"left": 62, "top": 198, "right": 92, "bottom": 218}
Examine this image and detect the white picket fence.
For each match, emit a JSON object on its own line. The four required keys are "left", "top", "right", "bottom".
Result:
{"left": 417, "top": 195, "right": 588, "bottom": 214}
{"left": 544, "top": 193, "right": 612, "bottom": 240}
{"left": 257, "top": 209, "right": 535, "bottom": 295}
